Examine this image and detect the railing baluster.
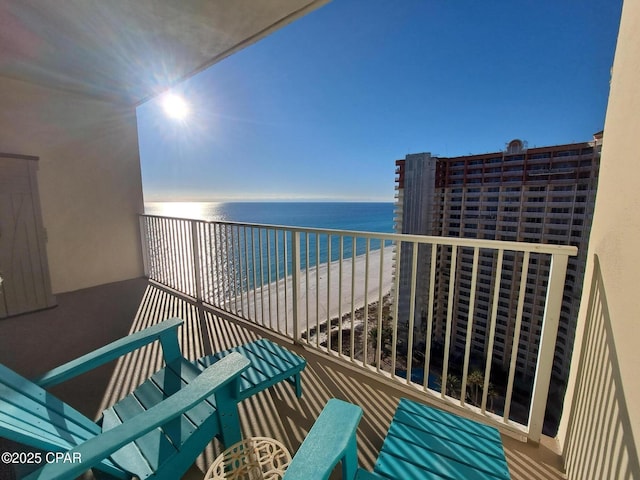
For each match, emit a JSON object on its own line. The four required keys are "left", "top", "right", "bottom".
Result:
{"left": 208, "top": 224, "right": 215, "bottom": 302}
{"left": 179, "top": 220, "right": 188, "bottom": 294}
{"left": 305, "top": 232, "right": 310, "bottom": 342}
{"left": 243, "top": 226, "right": 250, "bottom": 316}
{"left": 168, "top": 218, "right": 175, "bottom": 288}
{"left": 199, "top": 223, "right": 208, "bottom": 301}
{"left": 160, "top": 217, "right": 166, "bottom": 284}
{"left": 391, "top": 240, "right": 402, "bottom": 376}
{"left": 376, "top": 245, "right": 385, "bottom": 372}
{"left": 423, "top": 243, "right": 437, "bottom": 391}
{"left": 154, "top": 217, "right": 161, "bottom": 283}
{"left": 210, "top": 223, "right": 216, "bottom": 304}
{"left": 284, "top": 230, "right": 289, "bottom": 335}
{"left": 160, "top": 217, "right": 169, "bottom": 287}
{"left": 528, "top": 252, "right": 570, "bottom": 443}
{"left": 350, "top": 236, "right": 356, "bottom": 361}
{"left": 237, "top": 225, "right": 246, "bottom": 317}
{"left": 212, "top": 223, "right": 221, "bottom": 305}
{"left": 338, "top": 236, "right": 344, "bottom": 355}
{"left": 140, "top": 216, "right": 150, "bottom": 278}
{"left": 460, "top": 247, "right": 480, "bottom": 406}
{"left": 363, "top": 238, "right": 370, "bottom": 367}
{"left": 258, "top": 228, "right": 265, "bottom": 326}
{"left": 291, "top": 230, "right": 301, "bottom": 341}
{"left": 157, "top": 217, "right": 164, "bottom": 284}
{"left": 315, "top": 233, "right": 320, "bottom": 349}
{"left": 251, "top": 227, "right": 258, "bottom": 321}
{"left": 233, "top": 225, "right": 239, "bottom": 312}
{"left": 275, "top": 229, "right": 281, "bottom": 333}
{"left": 216, "top": 224, "right": 229, "bottom": 309}
{"left": 504, "top": 251, "right": 530, "bottom": 422}
{"left": 267, "top": 229, "right": 273, "bottom": 330}
{"left": 174, "top": 219, "right": 181, "bottom": 292}
{"left": 228, "top": 226, "right": 234, "bottom": 308}
{"left": 146, "top": 216, "right": 154, "bottom": 280}
{"left": 185, "top": 220, "right": 192, "bottom": 294}
{"left": 163, "top": 217, "right": 171, "bottom": 287}
{"left": 175, "top": 219, "right": 184, "bottom": 292}
{"left": 441, "top": 245, "right": 458, "bottom": 399}
{"left": 482, "top": 249, "right": 504, "bottom": 412}
{"left": 216, "top": 223, "right": 223, "bottom": 307}
{"left": 224, "top": 225, "right": 238, "bottom": 313}
{"left": 182, "top": 220, "right": 189, "bottom": 293}
{"left": 326, "top": 234, "right": 332, "bottom": 354}
{"left": 406, "top": 242, "right": 419, "bottom": 385}
{"left": 191, "top": 221, "right": 203, "bottom": 302}
{"left": 157, "top": 217, "right": 163, "bottom": 284}
{"left": 170, "top": 218, "right": 177, "bottom": 289}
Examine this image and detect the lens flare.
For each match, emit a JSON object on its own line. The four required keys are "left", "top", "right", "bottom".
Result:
{"left": 162, "top": 93, "right": 189, "bottom": 120}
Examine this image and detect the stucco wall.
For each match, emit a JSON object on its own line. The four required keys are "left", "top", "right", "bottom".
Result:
{"left": 0, "top": 76, "right": 144, "bottom": 293}
{"left": 559, "top": 1, "right": 640, "bottom": 478}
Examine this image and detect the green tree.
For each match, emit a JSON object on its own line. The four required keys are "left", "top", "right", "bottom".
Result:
{"left": 368, "top": 324, "right": 393, "bottom": 358}
{"left": 436, "top": 373, "right": 462, "bottom": 398}
{"left": 466, "top": 370, "right": 484, "bottom": 406}
{"left": 445, "top": 374, "right": 461, "bottom": 398}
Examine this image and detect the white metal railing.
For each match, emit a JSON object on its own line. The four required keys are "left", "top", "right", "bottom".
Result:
{"left": 140, "top": 214, "right": 577, "bottom": 442}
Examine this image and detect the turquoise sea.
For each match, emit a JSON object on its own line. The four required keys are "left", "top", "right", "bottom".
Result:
{"left": 144, "top": 202, "right": 395, "bottom": 283}
{"left": 144, "top": 202, "right": 395, "bottom": 233}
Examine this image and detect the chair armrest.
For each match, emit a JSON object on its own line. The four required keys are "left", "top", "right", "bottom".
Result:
{"left": 34, "top": 318, "right": 184, "bottom": 388}
{"left": 24, "top": 352, "right": 250, "bottom": 480}
{"left": 283, "top": 399, "right": 363, "bottom": 480}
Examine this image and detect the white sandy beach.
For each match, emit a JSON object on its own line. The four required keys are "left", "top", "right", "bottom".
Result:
{"left": 227, "top": 245, "right": 395, "bottom": 337}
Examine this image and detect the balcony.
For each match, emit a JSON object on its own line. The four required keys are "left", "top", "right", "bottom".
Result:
{"left": 3, "top": 202, "right": 639, "bottom": 479}
{"left": 0, "top": 278, "right": 566, "bottom": 480}
{"left": 139, "top": 214, "right": 577, "bottom": 435}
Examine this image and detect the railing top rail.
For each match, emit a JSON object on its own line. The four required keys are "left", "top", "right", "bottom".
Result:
{"left": 140, "top": 214, "right": 578, "bottom": 256}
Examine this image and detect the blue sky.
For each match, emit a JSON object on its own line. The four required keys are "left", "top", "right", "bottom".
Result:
{"left": 138, "top": 0, "right": 622, "bottom": 203}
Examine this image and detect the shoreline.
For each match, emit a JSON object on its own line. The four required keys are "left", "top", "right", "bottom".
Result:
{"left": 228, "top": 245, "right": 395, "bottom": 336}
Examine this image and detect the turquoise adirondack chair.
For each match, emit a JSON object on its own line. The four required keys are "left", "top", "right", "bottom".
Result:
{"left": 284, "top": 398, "right": 511, "bottom": 480}
{"left": 0, "top": 317, "right": 306, "bottom": 480}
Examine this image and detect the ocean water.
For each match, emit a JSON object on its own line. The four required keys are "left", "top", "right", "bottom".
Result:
{"left": 144, "top": 202, "right": 395, "bottom": 233}
{"left": 144, "top": 202, "right": 395, "bottom": 285}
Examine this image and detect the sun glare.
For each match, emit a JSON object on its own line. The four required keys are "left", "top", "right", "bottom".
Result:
{"left": 161, "top": 93, "right": 189, "bottom": 120}
{"left": 155, "top": 202, "right": 207, "bottom": 219}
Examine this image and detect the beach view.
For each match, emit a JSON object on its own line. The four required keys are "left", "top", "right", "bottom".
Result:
{"left": 144, "top": 201, "right": 396, "bottom": 345}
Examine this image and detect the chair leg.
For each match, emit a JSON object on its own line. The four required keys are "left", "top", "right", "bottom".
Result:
{"left": 294, "top": 373, "right": 303, "bottom": 398}
{"left": 341, "top": 435, "right": 359, "bottom": 480}
{"left": 218, "top": 409, "right": 243, "bottom": 447}
{"left": 215, "top": 386, "right": 243, "bottom": 447}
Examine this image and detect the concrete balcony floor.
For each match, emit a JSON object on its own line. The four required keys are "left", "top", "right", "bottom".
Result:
{"left": 0, "top": 278, "right": 566, "bottom": 480}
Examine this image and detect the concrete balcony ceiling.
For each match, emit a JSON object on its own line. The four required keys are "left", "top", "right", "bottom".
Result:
{"left": 0, "top": 0, "right": 328, "bottom": 105}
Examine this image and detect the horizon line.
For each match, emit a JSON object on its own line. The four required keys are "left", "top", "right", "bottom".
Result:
{"left": 144, "top": 198, "right": 395, "bottom": 204}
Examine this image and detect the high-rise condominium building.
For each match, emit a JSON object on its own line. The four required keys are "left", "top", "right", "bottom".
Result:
{"left": 394, "top": 134, "right": 601, "bottom": 382}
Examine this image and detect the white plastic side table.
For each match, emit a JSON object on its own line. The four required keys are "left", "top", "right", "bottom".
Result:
{"left": 204, "top": 437, "right": 292, "bottom": 480}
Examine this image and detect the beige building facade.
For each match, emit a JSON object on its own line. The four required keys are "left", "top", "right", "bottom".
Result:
{"left": 395, "top": 136, "right": 601, "bottom": 383}
{"left": 559, "top": 0, "right": 640, "bottom": 476}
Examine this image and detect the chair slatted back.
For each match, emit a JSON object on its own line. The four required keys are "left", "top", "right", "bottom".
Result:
{"left": 0, "top": 364, "right": 129, "bottom": 479}
{"left": 0, "top": 364, "right": 99, "bottom": 453}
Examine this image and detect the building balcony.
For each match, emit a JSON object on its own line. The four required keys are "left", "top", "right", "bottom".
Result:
{"left": 0, "top": 277, "right": 566, "bottom": 480}
{"left": 0, "top": 215, "right": 582, "bottom": 479}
